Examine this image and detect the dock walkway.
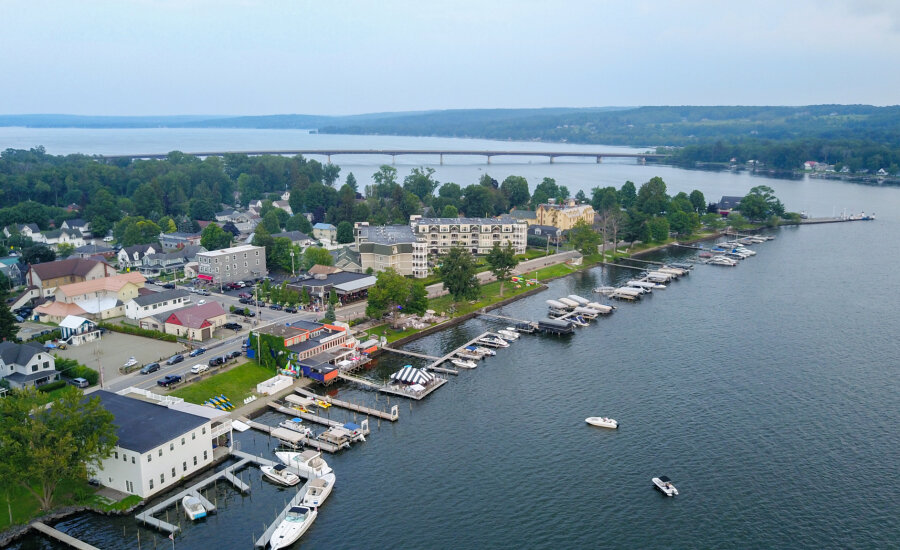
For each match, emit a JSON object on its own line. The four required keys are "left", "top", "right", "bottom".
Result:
{"left": 295, "top": 387, "right": 399, "bottom": 421}
{"left": 379, "top": 347, "right": 440, "bottom": 361}
{"left": 253, "top": 480, "right": 311, "bottom": 548}
{"left": 31, "top": 522, "right": 100, "bottom": 550}
{"left": 248, "top": 409, "right": 342, "bottom": 453}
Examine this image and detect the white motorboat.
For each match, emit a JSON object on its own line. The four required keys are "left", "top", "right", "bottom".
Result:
{"left": 592, "top": 286, "right": 616, "bottom": 295}
{"left": 261, "top": 463, "right": 301, "bottom": 487}
{"left": 269, "top": 506, "right": 317, "bottom": 550}
{"left": 123, "top": 356, "right": 138, "bottom": 368}
{"left": 496, "top": 329, "right": 519, "bottom": 340}
{"left": 275, "top": 450, "right": 333, "bottom": 478}
{"left": 707, "top": 256, "right": 737, "bottom": 266}
{"left": 456, "top": 350, "right": 481, "bottom": 360}
{"left": 472, "top": 346, "right": 496, "bottom": 356}
{"left": 478, "top": 336, "right": 509, "bottom": 348}
{"left": 653, "top": 476, "right": 679, "bottom": 496}
{"left": 567, "top": 294, "right": 591, "bottom": 306}
{"left": 450, "top": 358, "right": 478, "bottom": 369}
{"left": 279, "top": 418, "right": 313, "bottom": 438}
{"left": 301, "top": 473, "right": 335, "bottom": 508}
{"left": 585, "top": 417, "right": 619, "bottom": 429}
{"left": 182, "top": 495, "right": 207, "bottom": 520}
{"left": 586, "top": 302, "right": 615, "bottom": 314}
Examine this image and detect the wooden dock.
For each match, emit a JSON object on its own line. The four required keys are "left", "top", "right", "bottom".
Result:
{"left": 251, "top": 408, "right": 343, "bottom": 453}
{"left": 380, "top": 346, "right": 441, "bottom": 361}
{"left": 295, "top": 387, "right": 399, "bottom": 421}
{"left": 253, "top": 478, "right": 312, "bottom": 548}
{"left": 475, "top": 311, "right": 533, "bottom": 325}
{"left": 377, "top": 376, "right": 449, "bottom": 400}
{"left": 31, "top": 522, "right": 101, "bottom": 550}
{"left": 337, "top": 371, "right": 385, "bottom": 389}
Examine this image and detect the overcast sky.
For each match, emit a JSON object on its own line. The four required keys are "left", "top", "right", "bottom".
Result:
{"left": 2, "top": 0, "right": 899, "bottom": 115}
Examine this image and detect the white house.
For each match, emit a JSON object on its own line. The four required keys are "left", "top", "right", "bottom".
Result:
{"left": 91, "top": 391, "right": 233, "bottom": 498}
{"left": 118, "top": 244, "right": 158, "bottom": 270}
{"left": 125, "top": 289, "right": 191, "bottom": 321}
{"left": 58, "top": 315, "right": 100, "bottom": 346}
{"left": 35, "top": 228, "right": 86, "bottom": 249}
{"left": 0, "top": 342, "right": 59, "bottom": 389}
{"left": 3, "top": 223, "right": 40, "bottom": 239}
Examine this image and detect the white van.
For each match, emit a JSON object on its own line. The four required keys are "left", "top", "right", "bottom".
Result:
{"left": 190, "top": 363, "right": 209, "bottom": 374}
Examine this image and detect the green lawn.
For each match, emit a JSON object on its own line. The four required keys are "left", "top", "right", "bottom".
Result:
{"left": 0, "top": 478, "right": 97, "bottom": 531}
{"left": 429, "top": 278, "right": 536, "bottom": 317}
{"left": 170, "top": 361, "right": 275, "bottom": 405}
{"left": 363, "top": 324, "right": 422, "bottom": 343}
{"left": 533, "top": 263, "right": 577, "bottom": 280}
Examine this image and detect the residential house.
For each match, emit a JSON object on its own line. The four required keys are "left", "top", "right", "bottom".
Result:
{"left": 91, "top": 391, "right": 232, "bottom": 498}
{"left": 159, "top": 232, "right": 202, "bottom": 251}
{"left": 163, "top": 302, "right": 228, "bottom": 341}
{"left": 36, "top": 228, "right": 85, "bottom": 250}
{"left": 142, "top": 245, "right": 206, "bottom": 277}
{"left": 58, "top": 315, "right": 100, "bottom": 346}
{"left": 249, "top": 199, "right": 292, "bottom": 216}
{"left": 272, "top": 231, "right": 315, "bottom": 248}
{"left": 3, "top": 223, "right": 40, "bottom": 240}
{"left": 353, "top": 222, "right": 428, "bottom": 278}
{"left": 716, "top": 196, "right": 743, "bottom": 216}
{"left": 508, "top": 209, "right": 538, "bottom": 225}
{"left": 26, "top": 258, "right": 115, "bottom": 298}
{"left": 527, "top": 225, "right": 564, "bottom": 245}
{"left": 35, "top": 271, "right": 146, "bottom": 322}
{"left": 61, "top": 218, "right": 91, "bottom": 238}
{"left": 196, "top": 244, "right": 266, "bottom": 286}
{"left": 535, "top": 198, "right": 595, "bottom": 231}
{"left": 118, "top": 244, "right": 159, "bottom": 270}
{"left": 332, "top": 247, "right": 363, "bottom": 274}
{"left": 74, "top": 244, "right": 115, "bottom": 259}
{"left": 409, "top": 215, "right": 527, "bottom": 256}
{"left": 288, "top": 270, "right": 376, "bottom": 305}
{"left": 0, "top": 257, "right": 24, "bottom": 286}
{"left": 125, "top": 289, "right": 192, "bottom": 322}
{"left": 312, "top": 223, "right": 337, "bottom": 243}
{"left": 0, "top": 341, "right": 58, "bottom": 389}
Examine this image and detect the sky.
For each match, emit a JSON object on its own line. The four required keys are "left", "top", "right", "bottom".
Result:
{"left": 2, "top": 0, "right": 899, "bottom": 115}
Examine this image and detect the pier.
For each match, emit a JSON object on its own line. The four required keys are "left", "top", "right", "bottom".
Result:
{"left": 253, "top": 478, "right": 312, "bottom": 548}
{"left": 31, "top": 522, "right": 100, "bottom": 550}
{"left": 295, "top": 387, "right": 399, "bottom": 421}
{"left": 380, "top": 346, "right": 441, "bottom": 361}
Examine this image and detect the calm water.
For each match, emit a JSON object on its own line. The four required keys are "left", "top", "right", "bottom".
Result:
{"left": 5, "top": 129, "right": 899, "bottom": 549}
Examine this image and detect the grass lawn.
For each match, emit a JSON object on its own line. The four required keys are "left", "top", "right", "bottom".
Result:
{"left": 429, "top": 279, "right": 536, "bottom": 317}
{"left": 533, "top": 263, "right": 577, "bottom": 280}
{"left": 170, "top": 361, "right": 275, "bottom": 405}
{"left": 0, "top": 478, "right": 97, "bottom": 531}
{"left": 518, "top": 249, "right": 549, "bottom": 260}
{"left": 363, "top": 324, "right": 422, "bottom": 344}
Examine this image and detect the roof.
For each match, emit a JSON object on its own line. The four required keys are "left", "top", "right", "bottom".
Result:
{"left": 414, "top": 215, "right": 524, "bottom": 225}
{"left": 56, "top": 272, "right": 145, "bottom": 298}
{"left": 355, "top": 224, "right": 419, "bottom": 245}
{"left": 333, "top": 275, "right": 376, "bottom": 293}
{"left": 28, "top": 258, "right": 107, "bottom": 280}
{"left": 59, "top": 315, "right": 93, "bottom": 329}
{"left": 65, "top": 218, "right": 88, "bottom": 227}
{"left": 34, "top": 301, "right": 88, "bottom": 317}
{"left": 273, "top": 231, "right": 312, "bottom": 242}
{"left": 508, "top": 210, "right": 537, "bottom": 219}
{"left": 718, "top": 196, "right": 743, "bottom": 210}
{"left": 196, "top": 244, "right": 261, "bottom": 257}
{"left": 528, "top": 225, "right": 562, "bottom": 235}
{"left": 313, "top": 223, "right": 335, "bottom": 230}
{"left": 75, "top": 244, "right": 113, "bottom": 254}
{"left": 166, "top": 302, "right": 227, "bottom": 329}
{"left": 390, "top": 365, "right": 435, "bottom": 384}
{"left": 162, "top": 232, "right": 201, "bottom": 239}
{"left": 93, "top": 391, "right": 209, "bottom": 453}
{"left": 131, "top": 288, "right": 190, "bottom": 307}
{"left": 307, "top": 264, "right": 341, "bottom": 276}
{"left": 293, "top": 271, "right": 372, "bottom": 289}
{"left": 122, "top": 244, "right": 156, "bottom": 257}
{"left": 146, "top": 245, "right": 205, "bottom": 262}
{"left": 0, "top": 341, "right": 45, "bottom": 367}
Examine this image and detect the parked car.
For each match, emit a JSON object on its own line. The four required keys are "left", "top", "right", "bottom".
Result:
{"left": 284, "top": 307, "right": 298, "bottom": 314}
{"left": 238, "top": 297, "right": 251, "bottom": 305}
{"left": 236, "top": 281, "right": 247, "bottom": 288}
{"left": 229, "top": 350, "right": 242, "bottom": 359}
{"left": 140, "top": 362, "right": 161, "bottom": 374}
{"left": 70, "top": 377, "right": 89, "bottom": 388}
{"left": 161, "top": 282, "right": 176, "bottom": 289}
{"left": 197, "top": 300, "right": 206, "bottom": 305}
{"left": 196, "top": 289, "right": 210, "bottom": 296}
{"left": 238, "top": 292, "right": 252, "bottom": 299}
{"left": 190, "top": 363, "right": 209, "bottom": 374}
{"left": 157, "top": 374, "right": 182, "bottom": 387}
{"left": 224, "top": 322, "right": 243, "bottom": 330}
{"left": 166, "top": 354, "right": 184, "bottom": 365}
{"left": 269, "top": 304, "right": 283, "bottom": 311}
{"left": 256, "top": 300, "right": 266, "bottom": 307}
{"left": 189, "top": 347, "right": 207, "bottom": 357}
{"left": 208, "top": 357, "right": 224, "bottom": 367}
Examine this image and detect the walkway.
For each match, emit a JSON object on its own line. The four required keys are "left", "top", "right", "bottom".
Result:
{"left": 30, "top": 522, "right": 100, "bottom": 550}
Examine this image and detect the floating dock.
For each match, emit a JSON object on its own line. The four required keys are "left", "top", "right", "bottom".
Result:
{"left": 295, "top": 387, "right": 399, "bottom": 421}
{"left": 253, "top": 477, "right": 312, "bottom": 549}
{"left": 31, "top": 522, "right": 101, "bottom": 550}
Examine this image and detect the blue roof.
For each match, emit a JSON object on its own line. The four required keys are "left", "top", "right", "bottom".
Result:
{"left": 313, "top": 223, "right": 335, "bottom": 230}
{"left": 344, "top": 422, "right": 360, "bottom": 430}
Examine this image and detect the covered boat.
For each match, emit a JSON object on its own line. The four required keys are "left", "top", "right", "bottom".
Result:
{"left": 653, "top": 476, "right": 679, "bottom": 496}
{"left": 301, "top": 473, "right": 336, "bottom": 508}
{"left": 390, "top": 365, "right": 436, "bottom": 386}
{"left": 567, "top": 294, "right": 591, "bottom": 306}
{"left": 182, "top": 495, "right": 207, "bottom": 520}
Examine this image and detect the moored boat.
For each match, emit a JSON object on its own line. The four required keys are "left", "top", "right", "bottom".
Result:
{"left": 592, "top": 286, "right": 616, "bottom": 295}
{"left": 585, "top": 416, "right": 618, "bottom": 429}
{"left": 269, "top": 506, "right": 317, "bottom": 550}
{"left": 182, "top": 495, "right": 207, "bottom": 520}
{"left": 496, "top": 329, "right": 519, "bottom": 340}
{"left": 450, "top": 358, "right": 478, "bottom": 369}
{"left": 279, "top": 418, "right": 313, "bottom": 438}
{"left": 652, "top": 476, "right": 679, "bottom": 496}
{"left": 301, "top": 473, "right": 335, "bottom": 508}
{"left": 261, "top": 463, "right": 301, "bottom": 487}
{"left": 478, "top": 336, "right": 509, "bottom": 348}
{"left": 275, "top": 450, "right": 333, "bottom": 478}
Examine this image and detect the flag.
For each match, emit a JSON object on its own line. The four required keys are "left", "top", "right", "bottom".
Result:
{"left": 169, "top": 533, "right": 174, "bottom": 540}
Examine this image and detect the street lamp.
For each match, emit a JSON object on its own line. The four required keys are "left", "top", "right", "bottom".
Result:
{"left": 290, "top": 250, "right": 295, "bottom": 278}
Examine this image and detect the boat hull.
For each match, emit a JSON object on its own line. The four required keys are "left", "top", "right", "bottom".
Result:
{"left": 585, "top": 417, "right": 618, "bottom": 429}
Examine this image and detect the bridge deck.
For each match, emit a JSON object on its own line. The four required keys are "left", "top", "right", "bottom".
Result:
{"left": 97, "top": 149, "right": 668, "bottom": 161}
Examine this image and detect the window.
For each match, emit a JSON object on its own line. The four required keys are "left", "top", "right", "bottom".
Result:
{"left": 149, "top": 479, "right": 154, "bottom": 490}
{"left": 147, "top": 454, "right": 151, "bottom": 463}
{"left": 170, "top": 443, "right": 174, "bottom": 451}
{"left": 183, "top": 461, "right": 187, "bottom": 472}
{"left": 32, "top": 365, "right": 37, "bottom": 372}
{"left": 171, "top": 467, "right": 176, "bottom": 478}
{"left": 202, "top": 427, "right": 206, "bottom": 435}
{"left": 181, "top": 437, "right": 185, "bottom": 445}
{"left": 43, "top": 361, "right": 49, "bottom": 370}
{"left": 160, "top": 473, "right": 164, "bottom": 484}
{"left": 114, "top": 451, "right": 118, "bottom": 459}
{"left": 158, "top": 449, "right": 162, "bottom": 457}
{"left": 192, "top": 432, "right": 196, "bottom": 440}
{"left": 203, "top": 450, "right": 208, "bottom": 460}
{"left": 193, "top": 456, "right": 197, "bottom": 466}
{"left": 132, "top": 456, "right": 135, "bottom": 464}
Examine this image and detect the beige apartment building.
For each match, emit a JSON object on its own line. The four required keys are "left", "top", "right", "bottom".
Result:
{"left": 409, "top": 215, "right": 527, "bottom": 256}
{"left": 535, "top": 198, "right": 596, "bottom": 231}
{"left": 353, "top": 223, "right": 428, "bottom": 278}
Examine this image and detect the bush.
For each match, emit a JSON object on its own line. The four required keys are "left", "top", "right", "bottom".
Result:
{"left": 30, "top": 329, "right": 61, "bottom": 344}
{"left": 348, "top": 317, "right": 368, "bottom": 327}
{"left": 54, "top": 356, "right": 99, "bottom": 385}
{"left": 38, "top": 380, "right": 67, "bottom": 393}
{"left": 98, "top": 322, "right": 177, "bottom": 342}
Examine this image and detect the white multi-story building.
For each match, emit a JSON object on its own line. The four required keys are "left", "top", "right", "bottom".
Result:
{"left": 409, "top": 215, "right": 527, "bottom": 256}
{"left": 125, "top": 289, "right": 191, "bottom": 321}
{"left": 0, "top": 342, "right": 58, "bottom": 389}
{"left": 353, "top": 223, "right": 428, "bottom": 278}
{"left": 92, "top": 391, "right": 233, "bottom": 498}
{"left": 197, "top": 244, "right": 266, "bottom": 286}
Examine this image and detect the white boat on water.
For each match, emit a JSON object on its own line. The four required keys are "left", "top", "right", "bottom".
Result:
{"left": 456, "top": 350, "right": 481, "bottom": 360}
{"left": 275, "top": 450, "right": 333, "bottom": 478}
{"left": 653, "top": 476, "right": 679, "bottom": 496}
{"left": 269, "top": 506, "right": 317, "bottom": 550}
{"left": 478, "top": 336, "right": 509, "bottom": 348}
{"left": 279, "top": 418, "right": 313, "bottom": 438}
{"left": 585, "top": 417, "right": 618, "bottom": 429}
{"left": 472, "top": 346, "right": 496, "bottom": 356}
{"left": 261, "top": 463, "right": 301, "bottom": 487}
{"left": 497, "top": 329, "right": 519, "bottom": 340}
{"left": 301, "top": 473, "right": 336, "bottom": 508}
{"left": 450, "top": 358, "right": 478, "bottom": 369}
{"left": 182, "top": 495, "right": 207, "bottom": 520}
{"left": 593, "top": 286, "right": 616, "bottom": 295}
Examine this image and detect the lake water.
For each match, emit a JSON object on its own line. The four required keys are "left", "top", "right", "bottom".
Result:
{"left": 5, "top": 129, "right": 898, "bottom": 549}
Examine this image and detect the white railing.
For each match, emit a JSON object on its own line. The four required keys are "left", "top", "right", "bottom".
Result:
{"left": 211, "top": 420, "right": 232, "bottom": 439}
{"left": 117, "top": 386, "right": 185, "bottom": 405}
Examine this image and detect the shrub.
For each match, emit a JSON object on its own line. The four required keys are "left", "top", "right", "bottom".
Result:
{"left": 54, "top": 356, "right": 100, "bottom": 385}
{"left": 31, "top": 329, "right": 62, "bottom": 344}
{"left": 38, "top": 380, "right": 67, "bottom": 393}
{"left": 98, "top": 322, "right": 177, "bottom": 342}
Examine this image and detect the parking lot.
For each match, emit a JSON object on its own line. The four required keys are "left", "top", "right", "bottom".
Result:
{"left": 55, "top": 331, "right": 187, "bottom": 386}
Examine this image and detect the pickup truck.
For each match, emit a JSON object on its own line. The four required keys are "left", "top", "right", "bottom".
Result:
{"left": 157, "top": 374, "right": 182, "bottom": 387}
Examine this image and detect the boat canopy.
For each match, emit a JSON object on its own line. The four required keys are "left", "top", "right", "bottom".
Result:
{"left": 343, "top": 422, "right": 360, "bottom": 430}
{"left": 546, "top": 299, "right": 568, "bottom": 309}
{"left": 271, "top": 427, "right": 306, "bottom": 444}
{"left": 567, "top": 295, "right": 590, "bottom": 305}
{"left": 658, "top": 475, "right": 671, "bottom": 482}
{"left": 539, "top": 317, "right": 572, "bottom": 328}
{"left": 558, "top": 297, "right": 579, "bottom": 307}
{"left": 390, "top": 365, "right": 435, "bottom": 385}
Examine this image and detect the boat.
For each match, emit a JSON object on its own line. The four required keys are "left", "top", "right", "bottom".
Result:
{"left": 314, "top": 399, "right": 332, "bottom": 409}
{"left": 456, "top": 350, "right": 481, "bottom": 360}
{"left": 478, "top": 336, "right": 509, "bottom": 348}
{"left": 668, "top": 262, "right": 693, "bottom": 270}
{"left": 123, "top": 356, "right": 138, "bottom": 368}
{"left": 572, "top": 306, "right": 598, "bottom": 319}
{"left": 537, "top": 317, "right": 575, "bottom": 334}
{"left": 698, "top": 251, "right": 713, "bottom": 258}
{"left": 261, "top": 463, "right": 302, "bottom": 487}
{"left": 585, "top": 417, "right": 618, "bottom": 429}
{"left": 586, "top": 302, "right": 615, "bottom": 314}
{"left": 514, "top": 322, "right": 536, "bottom": 333}
{"left": 592, "top": 286, "right": 616, "bottom": 295}
{"left": 182, "top": 495, "right": 207, "bottom": 520}
{"left": 450, "top": 358, "right": 478, "bottom": 369}
{"left": 301, "top": 473, "right": 335, "bottom": 508}
{"left": 472, "top": 346, "right": 496, "bottom": 356}
{"left": 268, "top": 506, "right": 317, "bottom": 550}
{"left": 275, "top": 450, "right": 333, "bottom": 478}
{"left": 707, "top": 256, "right": 737, "bottom": 266}
{"left": 652, "top": 476, "right": 679, "bottom": 496}
{"left": 557, "top": 297, "right": 580, "bottom": 308}
{"left": 567, "top": 294, "right": 591, "bottom": 306}
{"left": 279, "top": 418, "right": 313, "bottom": 438}
{"left": 568, "top": 315, "right": 589, "bottom": 327}
{"left": 496, "top": 329, "right": 519, "bottom": 340}
{"left": 546, "top": 299, "right": 572, "bottom": 311}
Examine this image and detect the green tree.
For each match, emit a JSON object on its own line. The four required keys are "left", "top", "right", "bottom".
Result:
{"left": 485, "top": 241, "right": 519, "bottom": 297}
{"left": 647, "top": 216, "right": 670, "bottom": 242}
{"left": 689, "top": 190, "right": 706, "bottom": 214}
{"left": 0, "top": 387, "right": 117, "bottom": 511}
{"left": 329, "top": 289, "right": 339, "bottom": 306}
{"left": 261, "top": 210, "right": 282, "bottom": 234}
{"left": 701, "top": 213, "right": 726, "bottom": 230}
{"left": 0, "top": 303, "right": 20, "bottom": 341}
{"left": 568, "top": 220, "right": 601, "bottom": 255}
{"left": 441, "top": 204, "right": 459, "bottom": 218}
{"left": 727, "top": 212, "right": 749, "bottom": 231}
{"left": 370, "top": 165, "right": 399, "bottom": 198}
{"left": 667, "top": 210, "right": 693, "bottom": 236}
{"left": 618, "top": 181, "right": 637, "bottom": 209}
{"left": 300, "top": 286, "right": 311, "bottom": 305}
{"left": 500, "top": 176, "right": 530, "bottom": 208}
{"left": 345, "top": 172, "right": 358, "bottom": 192}
{"left": 56, "top": 242, "right": 75, "bottom": 258}
{"left": 322, "top": 303, "right": 336, "bottom": 323}
{"left": 20, "top": 245, "right": 56, "bottom": 265}
{"left": 365, "top": 268, "right": 427, "bottom": 326}
{"left": 336, "top": 221, "right": 353, "bottom": 244}
{"left": 285, "top": 214, "right": 313, "bottom": 234}
{"left": 302, "top": 246, "right": 333, "bottom": 270}
{"left": 403, "top": 167, "right": 440, "bottom": 201}
{"left": 200, "top": 223, "right": 232, "bottom": 251}
{"left": 461, "top": 185, "right": 494, "bottom": 217}
{"left": 322, "top": 163, "right": 341, "bottom": 187}
{"left": 268, "top": 237, "right": 294, "bottom": 271}
{"left": 738, "top": 185, "right": 784, "bottom": 221}
{"left": 438, "top": 246, "right": 480, "bottom": 302}
{"left": 635, "top": 177, "right": 670, "bottom": 216}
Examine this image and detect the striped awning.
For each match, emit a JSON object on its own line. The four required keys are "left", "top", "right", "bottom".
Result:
{"left": 389, "top": 365, "right": 435, "bottom": 385}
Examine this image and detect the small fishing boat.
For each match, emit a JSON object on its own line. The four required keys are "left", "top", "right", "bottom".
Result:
{"left": 261, "top": 463, "right": 301, "bottom": 487}
{"left": 279, "top": 418, "right": 313, "bottom": 438}
{"left": 472, "top": 346, "right": 496, "bottom": 356}
{"left": 314, "top": 399, "right": 332, "bottom": 409}
{"left": 478, "top": 336, "right": 509, "bottom": 348}
{"left": 269, "top": 506, "right": 317, "bottom": 550}
{"left": 456, "top": 350, "right": 481, "bottom": 360}
{"left": 585, "top": 417, "right": 618, "bottom": 429}
{"left": 496, "top": 329, "right": 520, "bottom": 340}
{"left": 450, "top": 358, "right": 478, "bottom": 369}
{"left": 275, "top": 450, "right": 333, "bottom": 478}
{"left": 652, "top": 476, "right": 679, "bottom": 496}
{"left": 301, "top": 473, "right": 336, "bottom": 508}
{"left": 182, "top": 495, "right": 207, "bottom": 520}
{"left": 592, "top": 286, "right": 616, "bottom": 295}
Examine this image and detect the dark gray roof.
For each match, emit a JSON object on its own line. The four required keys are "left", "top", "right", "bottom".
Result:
{"left": 93, "top": 391, "right": 209, "bottom": 453}
{"left": 0, "top": 341, "right": 45, "bottom": 366}
{"left": 65, "top": 218, "right": 88, "bottom": 227}
{"left": 355, "top": 225, "right": 419, "bottom": 244}
{"left": 273, "top": 231, "right": 312, "bottom": 242}
{"left": 291, "top": 271, "right": 372, "bottom": 289}
{"left": 528, "top": 225, "right": 562, "bottom": 235}
{"left": 131, "top": 288, "right": 190, "bottom": 307}
{"left": 4, "top": 370, "right": 59, "bottom": 384}
{"left": 718, "top": 196, "right": 743, "bottom": 210}
{"left": 75, "top": 244, "right": 113, "bottom": 254}
{"left": 123, "top": 244, "right": 156, "bottom": 256}
{"left": 509, "top": 210, "right": 537, "bottom": 219}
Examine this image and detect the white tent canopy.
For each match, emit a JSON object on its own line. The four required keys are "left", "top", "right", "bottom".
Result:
{"left": 390, "top": 365, "right": 435, "bottom": 385}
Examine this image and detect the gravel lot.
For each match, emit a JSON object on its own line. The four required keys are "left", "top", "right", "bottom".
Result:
{"left": 55, "top": 331, "right": 188, "bottom": 384}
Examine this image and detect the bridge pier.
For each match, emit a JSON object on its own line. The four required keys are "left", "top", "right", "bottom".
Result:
{"left": 327, "top": 154, "right": 331, "bottom": 163}
{"left": 486, "top": 155, "right": 491, "bottom": 165}
{"left": 391, "top": 154, "right": 396, "bottom": 165}
{"left": 596, "top": 156, "right": 602, "bottom": 164}
{"left": 639, "top": 157, "right": 646, "bottom": 165}
{"left": 439, "top": 153, "right": 443, "bottom": 165}
{"left": 549, "top": 156, "right": 554, "bottom": 164}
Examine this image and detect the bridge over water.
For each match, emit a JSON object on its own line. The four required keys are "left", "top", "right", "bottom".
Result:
{"left": 97, "top": 149, "right": 668, "bottom": 164}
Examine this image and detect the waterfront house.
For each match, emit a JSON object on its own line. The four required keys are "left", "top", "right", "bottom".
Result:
{"left": 0, "top": 341, "right": 58, "bottom": 390}
{"left": 90, "top": 390, "right": 232, "bottom": 498}
{"left": 716, "top": 196, "right": 744, "bottom": 216}
{"left": 288, "top": 270, "right": 376, "bottom": 305}
{"left": 527, "top": 224, "right": 563, "bottom": 245}
{"left": 535, "top": 198, "right": 595, "bottom": 231}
